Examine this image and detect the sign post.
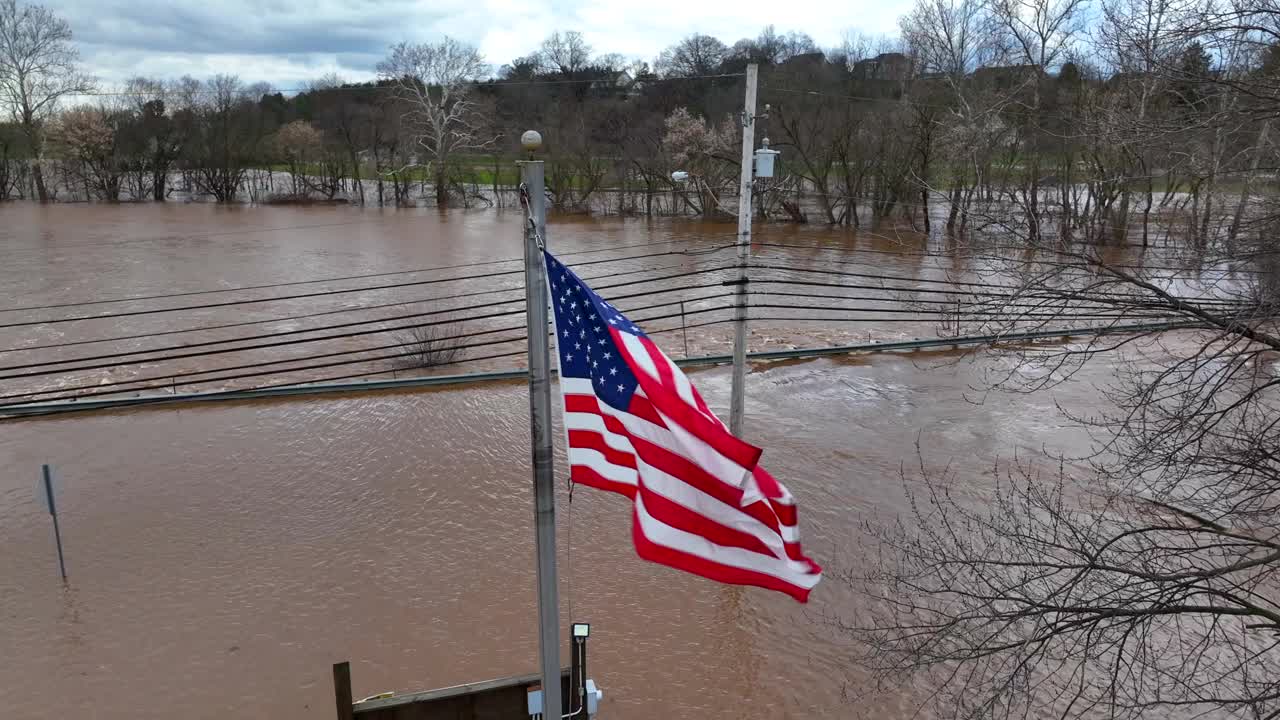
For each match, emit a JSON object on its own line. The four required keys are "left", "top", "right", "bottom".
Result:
{"left": 41, "top": 464, "right": 67, "bottom": 581}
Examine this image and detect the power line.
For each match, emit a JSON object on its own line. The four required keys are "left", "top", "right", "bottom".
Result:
{"left": 747, "top": 263, "right": 1051, "bottom": 291}
{"left": 62, "top": 72, "right": 748, "bottom": 98}
{"left": 0, "top": 302, "right": 737, "bottom": 407}
{"left": 0, "top": 246, "right": 733, "bottom": 330}
{"left": 0, "top": 234, "right": 731, "bottom": 314}
{"left": 1, "top": 291, "right": 1195, "bottom": 406}
{"left": 745, "top": 290, "right": 1189, "bottom": 315}
{"left": 746, "top": 263, "right": 1245, "bottom": 304}
{"left": 0, "top": 274, "right": 733, "bottom": 380}
{"left": 0, "top": 294, "right": 729, "bottom": 403}
{"left": 9, "top": 268, "right": 1198, "bottom": 374}
{"left": 753, "top": 250, "right": 1266, "bottom": 292}
{"left": 1, "top": 251, "right": 733, "bottom": 355}
{"left": 753, "top": 243, "right": 1270, "bottom": 276}
{"left": 743, "top": 302, "right": 1179, "bottom": 321}
{"left": 1, "top": 307, "right": 1201, "bottom": 413}
{"left": 746, "top": 278, "right": 1247, "bottom": 309}
{"left": 270, "top": 316, "right": 742, "bottom": 393}
{"left": 7, "top": 292, "right": 731, "bottom": 403}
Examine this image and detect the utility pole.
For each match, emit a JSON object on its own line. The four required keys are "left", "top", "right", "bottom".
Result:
{"left": 729, "top": 63, "right": 759, "bottom": 438}
{"left": 518, "top": 130, "right": 562, "bottom": 720}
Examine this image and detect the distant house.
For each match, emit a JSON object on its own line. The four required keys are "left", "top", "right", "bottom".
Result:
{"left": 781, "top": 51, "right": 827, "bottom": 69}
{"left": 591, "top": 71, "right": 641, "bottom": 97}
{"left": 851, "top": 52, "right": 912, "bottom": 83}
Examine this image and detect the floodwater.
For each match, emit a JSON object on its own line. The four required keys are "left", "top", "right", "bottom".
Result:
{"left": 0, "top": 203, "right": 1127, "bottom": 719}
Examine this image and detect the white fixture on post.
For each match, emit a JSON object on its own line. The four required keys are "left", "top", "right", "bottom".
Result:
{"left": 753, "top": 137, "right": 780, "bottom": 178}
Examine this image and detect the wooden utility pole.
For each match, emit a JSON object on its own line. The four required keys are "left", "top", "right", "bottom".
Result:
{"left": 730, "top": 64, "right": 759, "bottom": 437}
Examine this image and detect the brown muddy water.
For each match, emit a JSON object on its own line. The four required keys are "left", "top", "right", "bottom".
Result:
{"left": 1, "top": 203, "right": 1128, "bottom": 719}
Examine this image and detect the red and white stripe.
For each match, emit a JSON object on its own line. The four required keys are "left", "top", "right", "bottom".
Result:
{"left": 559, "top": 328, "right": 822, "bottom": 602}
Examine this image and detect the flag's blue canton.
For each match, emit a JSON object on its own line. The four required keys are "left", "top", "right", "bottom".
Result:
{"left": 545, "top": 251, "right": 645, "bottom": 412}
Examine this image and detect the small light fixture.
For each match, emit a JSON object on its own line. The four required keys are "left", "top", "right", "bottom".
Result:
{"left": 520, "top": 129, "right": 543, "bottom": 158}
{"left": 572, "top": 622, "right": 590, "bottom": 638}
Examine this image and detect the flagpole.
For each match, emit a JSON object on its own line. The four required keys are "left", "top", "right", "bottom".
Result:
{"left": 519, "top": 131, "right": 563, "bottom": 720}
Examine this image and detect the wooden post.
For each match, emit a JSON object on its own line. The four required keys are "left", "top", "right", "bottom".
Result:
{"left": 333, "top": 662, "right": 354, "bottom": 720}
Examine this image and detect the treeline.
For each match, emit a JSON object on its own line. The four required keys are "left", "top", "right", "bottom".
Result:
{"left": 5, "top": 0, "right": 1280, "bottom": 250}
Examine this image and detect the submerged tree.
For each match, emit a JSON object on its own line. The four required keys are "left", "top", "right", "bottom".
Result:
{"left": 181, "top": 75, "right": 267, "bottom": 202}
{"left": 377, "top": 37, "right": 494, "bottom": 207}
{"left": 0, "top": 0, "right": 91, "bottom": 202}
{"left": 842, "top": 191, "right": 1280, "bottom": 720}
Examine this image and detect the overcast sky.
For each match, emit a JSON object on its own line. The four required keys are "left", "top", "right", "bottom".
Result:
{"left": 58, "top": 0, "right": 907, "bottom": 89}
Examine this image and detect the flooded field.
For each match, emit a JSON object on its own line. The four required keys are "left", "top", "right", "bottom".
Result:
{"left": 0, "top": 203, "right": 1138, "bottom": 719}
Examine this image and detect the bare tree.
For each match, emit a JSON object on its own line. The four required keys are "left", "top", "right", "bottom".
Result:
{"left": 901, "top": 0, "right": 1006, "bottom": 77}
{"left": 538, "top": 31, "right": 593, "bottom": 75}
{"left": 0, "top": 118, "right": 21, "bottom": 198}
{"left": 657, "top": 34, "right": 730, "bottom": 78}
{"left": 0, "top": 0, "right": 91, "bottom": 202}
{"left": 992, "top": 0, "right": 1089, "bottom": 69}
{"left": 392, "top": 324, "right": 462, "bottom": 369}
{"left": 985, "top": 0, "right": 1088, "bottom": 242}
{"left": 842, "top": 227, "right": 1280, "bottom": 720}
{"left": 729, "top": 25, "right": 820, "bottom": 66}
{"left": 181, "top": 75, "right": 266, "bottom": 203}
{"left": 117, "top": 77, "right": 189, "bottom": 202}
{"left": 377, "top": 37, "right": 494, "bottom": 208}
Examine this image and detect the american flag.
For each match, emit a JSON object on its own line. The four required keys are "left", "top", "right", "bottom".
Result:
{"left": 545, "top": 250, "right": 822, "bottom": 602}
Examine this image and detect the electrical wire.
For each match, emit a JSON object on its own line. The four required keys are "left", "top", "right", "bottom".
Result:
{"left": 0, "top": 310, "right": 1194, "bottom": 415}
{"left": 0, "top": 246, "right": 733, "bottom": 330}
{"left": 0, "top": 302, "right": 738, "bottom": 407}
{"left": 742, "top": 302, "right": 1179, "bottom": 321}
{"left": 0, "top": 294, "right": 731, "bottom": 403}
{"left": 6, "top": 251, "right": 1246, "bottom": 401}
{"left": 744, "top": 288, "right": 1161, "bottom": 310}
{"left": 0, "top": 295, "right": 1196, "bottom": 407}
{"left": 746, "top": 261, "right": 1221, "bottom": 295}
{"left": 12, "top": 260, "right": 1199, "bottom": 378}
{"left": 0, "top": 271, "right": 734, "bottom": 380}
{"left": 745, "top": 278, "right": 1252, "bottom": 314}
{"left": 0, "top": 347, "right": 535, "bottom": 417}
{"left": 64, "top": 72, "right": 748, "bottom": 98}
{"left": 745, "top": 292, "right": 1185, "bottom": 318}
{"left": 0, "top": 234, "right": 732, "bottom": 314}
{"left": 2, "top": 251, "right": 734, "bottom": 355}
{"left": 7, "top": 274, "right": 1189, "bottom": 383}
{"left": 213, "top": 315, "right": 781, "bottom": 395}
{"left": 745, "top": 265, "right": 1246, "bottom": 305}
{"left": 752, "top": 243, "right": 1270, "bottom": 276}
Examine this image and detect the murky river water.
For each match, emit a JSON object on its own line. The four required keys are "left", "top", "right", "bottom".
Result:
{"left": 0, "top": 204, "right": 1122, "bottom": 719}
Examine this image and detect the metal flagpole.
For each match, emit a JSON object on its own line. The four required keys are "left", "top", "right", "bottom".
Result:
{"left": 518, "top": 130, "right": 563, "bottom": 720}
{"left": 729, "top": 63, "right": 759, "bottom": 438}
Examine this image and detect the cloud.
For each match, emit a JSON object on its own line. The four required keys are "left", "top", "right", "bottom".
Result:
{"left": 52, "top": 0, "right": 909, "bottom": 87}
